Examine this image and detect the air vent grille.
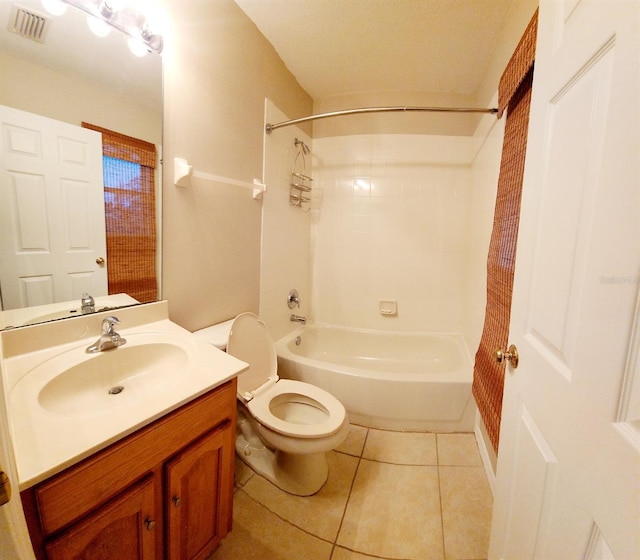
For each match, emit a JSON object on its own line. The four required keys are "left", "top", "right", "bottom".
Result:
{"left": 8, "top": 4, "right": 51, "bottom": 43}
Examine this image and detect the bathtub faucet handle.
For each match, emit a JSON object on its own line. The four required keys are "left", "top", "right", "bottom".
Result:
{"left": 287, "top": 289, "right": 300, "bottom": 309}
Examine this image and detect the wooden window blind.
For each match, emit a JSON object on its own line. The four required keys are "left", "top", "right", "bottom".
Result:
{"left": 472, "top": 10, "right": 538, "bottom": 453}
{"left": 82, "top": 123, "right": 158, "bottom": 304}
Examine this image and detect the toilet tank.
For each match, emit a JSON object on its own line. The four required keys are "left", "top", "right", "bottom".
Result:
{"left": 193, "top": 318, "right": 235, "bottom": 350}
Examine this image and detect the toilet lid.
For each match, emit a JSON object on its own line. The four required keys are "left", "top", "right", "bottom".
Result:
{"left": 247, "top": 379, "right": 347, "bottom": 438}
{"left": 227, "top": 312, "right": 278, "bottom": 399}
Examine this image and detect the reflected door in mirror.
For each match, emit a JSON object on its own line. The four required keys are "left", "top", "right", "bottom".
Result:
{"left": 0, "top": 106, "right": 107, "bottom": 309}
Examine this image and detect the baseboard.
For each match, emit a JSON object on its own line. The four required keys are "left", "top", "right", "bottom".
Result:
{"left": 474, "top": 412, "right": 496, "bottom": 496}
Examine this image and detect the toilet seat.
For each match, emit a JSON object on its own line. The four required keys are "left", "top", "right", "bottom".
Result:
{"left": 228, "top": 313, "right": 347, "bottom": 440}
{"left": 247, "top": 379, "right": 347, "bottom": 438}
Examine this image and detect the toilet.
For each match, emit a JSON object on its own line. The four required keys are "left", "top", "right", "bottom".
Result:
{"left": 195, "top": 312, "right": 349, "bottom": 496}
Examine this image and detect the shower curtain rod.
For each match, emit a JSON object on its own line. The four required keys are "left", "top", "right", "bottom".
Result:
{"left": 265, "top": 105, "right": 500, "bottom": 133}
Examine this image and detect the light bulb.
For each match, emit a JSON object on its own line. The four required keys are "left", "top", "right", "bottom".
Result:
{"left": 105, "top": 0, "right": 128, "bottom": 10}
{"left": 127, "top": 36, "right": 148, "bottom": 57}
{"left": 41, "top": 0, "right": 68, "bottom": 16}
{"left": 87, "top": 15, "right": 111, "bottom": 37}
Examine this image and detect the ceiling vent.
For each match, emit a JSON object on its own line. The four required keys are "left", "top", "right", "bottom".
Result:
{"left": 8, "top": 4, "right": 51, "bottom": 43}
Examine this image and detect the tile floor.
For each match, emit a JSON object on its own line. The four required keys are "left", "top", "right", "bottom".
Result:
{"left": 209, "top": 425, "right": 493, "bottom": 560}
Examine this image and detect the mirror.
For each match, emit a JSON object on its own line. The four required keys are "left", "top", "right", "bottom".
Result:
{"left": 0, "top": 0, "right": 162, "bottom": 329}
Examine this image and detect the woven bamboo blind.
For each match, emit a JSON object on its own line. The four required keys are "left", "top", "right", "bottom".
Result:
{"left": 472, "top": 10, "right": 538, "bottom": 453}
{"left": 82, "top": 123, "right": 157, "bottom": 303}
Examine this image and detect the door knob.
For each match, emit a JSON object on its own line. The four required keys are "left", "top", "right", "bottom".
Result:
{"left": 96, "top": 257, "right": 105, "bottom": 265}
{"left": 144, "top": 517, "right": 156, "bottom": 531}
{"left": 495, "top": 344, "right": 519, "bottom": 368}
{"left": 172, "top": 495, "right": 182, "bottom": 507}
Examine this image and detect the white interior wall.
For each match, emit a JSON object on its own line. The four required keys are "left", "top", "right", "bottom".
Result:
{"left": 260, "top": 101, "right": 312, "bottom": 341}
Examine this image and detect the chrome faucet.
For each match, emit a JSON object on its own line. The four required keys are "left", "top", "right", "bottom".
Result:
{"left": 81, "top": 292, "right": 95, "bottom": 314}
{"left": 290, "top": 314, "right": 307, "bottom": 325}
{"left": 86, "top": 316, "right": 127, "bottom": 353}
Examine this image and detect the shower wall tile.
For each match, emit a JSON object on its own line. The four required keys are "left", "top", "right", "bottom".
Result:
{"left": 312, "top": 134, "right": 475, "bottom": 333}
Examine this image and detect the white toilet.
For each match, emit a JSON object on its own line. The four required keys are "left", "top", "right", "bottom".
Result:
{"left": 196, "top": 312, "right": 349, "bottom": 496}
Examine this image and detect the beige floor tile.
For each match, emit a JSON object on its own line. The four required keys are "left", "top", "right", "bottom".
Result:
{"left": 336, "top": 424, "right": 368, "bottom": 457}
{"left": 437, "top": 433, "right": 482, "bottom": 466}
{"left": 337, "top": 460, "right": 444, "bottom": 560}
{"left": 331, "top": 546, "right": 397, "bottom": 560}
{"left": 208, "top": 491, "right": 333, "bottom": 560}
{"left": 440, "top": 466, "right": 493, "bottom": 560}
{"left": 234, "top": 456, "right": 254, "bottom": 489}
{"left": 364, "top": 429, "right": 437, "bottom": 465}
{"left": 242, "top": 451, "right": 359, "bottom": 541}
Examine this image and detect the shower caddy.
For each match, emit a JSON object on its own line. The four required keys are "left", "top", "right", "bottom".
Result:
{"left": 290, "top": 138, "right": 312, "bottom": 210}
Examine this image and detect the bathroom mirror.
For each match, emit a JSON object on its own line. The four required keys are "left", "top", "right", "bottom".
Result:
{"left": 0, "top": 0, "right": 163, "bottom": 329}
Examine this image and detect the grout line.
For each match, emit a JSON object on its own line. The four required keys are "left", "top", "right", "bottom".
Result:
{"left": 335, "top": 448, "right": 439, "bottom": 467}
{"left": 329, "top": 427, "right": 369, "bottom": 559}
{"left": 238, "top": 488, "right": 338, "bottom": 546}
{"left": 436, "top": 433, "right": 448, "bottom": 560}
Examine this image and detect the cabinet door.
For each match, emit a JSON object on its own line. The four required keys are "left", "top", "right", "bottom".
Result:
{"left": 166, "top": 422, "right": 234, "bottom": 560}
{"left": 45, "top": 476, "right": 157, "bottom": 560}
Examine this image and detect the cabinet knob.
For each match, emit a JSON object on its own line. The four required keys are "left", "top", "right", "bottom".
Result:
{"left": 145, "top": 517, "right": 156, "bottom": 531}
{"left": 172, "top": 495, "right": 182, "bottom": 507}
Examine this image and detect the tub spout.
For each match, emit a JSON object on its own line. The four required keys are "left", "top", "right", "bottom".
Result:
{"left": 290, "top": 314, "right": 307, "bottom": 325}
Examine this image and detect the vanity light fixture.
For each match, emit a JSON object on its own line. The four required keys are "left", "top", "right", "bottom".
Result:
{"left": 127, "top": 35, "right": 147, "bottom": 57}
{"left": 58, "top": 0, "right": 163, "bottom": 54}
{"left": 41, "top": 0, "right": 68, "bottom": 16}
{"left": 86, "top": 14, "right": 111, "bottom": 37}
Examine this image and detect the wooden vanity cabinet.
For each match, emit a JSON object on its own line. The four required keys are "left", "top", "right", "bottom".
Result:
{"left": 21, "top": 379, "right": 237, "bottom": 560}
{"left": 44, "top": 476, "right": 158, "bottom": 560}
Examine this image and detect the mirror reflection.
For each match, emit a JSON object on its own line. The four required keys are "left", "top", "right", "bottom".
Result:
{"left": 0, "top": 0, "right": 163, "bottom": 330}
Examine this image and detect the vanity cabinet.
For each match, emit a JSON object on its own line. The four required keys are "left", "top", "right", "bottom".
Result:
{"left": 44, "top": 476, "right": 157, "bottom": 560}
{"left": 21, "top": 379, "right": 237, "bottom": 560}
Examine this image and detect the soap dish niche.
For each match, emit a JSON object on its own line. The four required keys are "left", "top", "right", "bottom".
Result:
{"left": 379, "top": 300, "right": 397, "bottom": 316}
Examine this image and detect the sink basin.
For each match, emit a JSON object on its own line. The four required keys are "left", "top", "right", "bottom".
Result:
{"left": 38, "top": 342, "right": 188, "bottom": 414}
{"left": 11, "top": 332, "right": 194, "bottom": 416}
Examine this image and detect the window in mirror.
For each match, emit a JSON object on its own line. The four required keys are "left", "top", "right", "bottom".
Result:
{"left": 83, "top": 122, "right": 157, "bottom": 303}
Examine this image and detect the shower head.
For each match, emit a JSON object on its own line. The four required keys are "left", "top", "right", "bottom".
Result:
{"left": 295, "top": 138, "right": 311, "bottom": 155}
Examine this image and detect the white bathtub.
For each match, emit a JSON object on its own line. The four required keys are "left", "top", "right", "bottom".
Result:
{"left": 275, "top": 324, "right": 476, "bottom": 432}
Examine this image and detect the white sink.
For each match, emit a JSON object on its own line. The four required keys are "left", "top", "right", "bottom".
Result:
{"left": 37, "top": 340, "right": 188, "bottom": 414}
{"left": 4, "top": 315, "right": 248, "bottom": 488}
{"left": 12, "top": 332, "right": 196, "bottom": 416}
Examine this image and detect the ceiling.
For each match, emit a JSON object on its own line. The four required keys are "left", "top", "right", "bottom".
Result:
{"left": 234, "top": 0, "right": 515, "bottom": 102}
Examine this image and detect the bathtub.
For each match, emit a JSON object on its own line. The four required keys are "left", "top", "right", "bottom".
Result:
{"left": 275, "top": 324, "right": 476, "bottom": 432}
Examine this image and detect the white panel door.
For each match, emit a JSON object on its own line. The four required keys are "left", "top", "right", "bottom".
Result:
{"left": 0, "top": 106, "right": 107, "bottom": 309}
{"left": 489, "top": 1, "right": 639, "bottom": 559}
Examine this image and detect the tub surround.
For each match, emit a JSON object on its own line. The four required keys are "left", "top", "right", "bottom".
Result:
{"left": 1, "top": 301, "right": 248, "bottom": 489}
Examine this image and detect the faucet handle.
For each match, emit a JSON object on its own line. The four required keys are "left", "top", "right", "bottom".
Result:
{"left": 81, "top": 292, "right": 95, "bottom": 314}
{"left": 102, "top": 316, "right": 120, "bottom": 334}
{"left": 287, "top": 289, "right": 300, "bottom": 309}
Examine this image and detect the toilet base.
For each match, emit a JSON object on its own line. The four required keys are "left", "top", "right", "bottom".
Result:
{"left": 235, "top": 432, "right": 329, "bottom": 496}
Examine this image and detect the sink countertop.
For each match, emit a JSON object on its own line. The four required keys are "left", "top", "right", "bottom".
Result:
{"left": 4, "top": 317, "right": 247, "bottom": 490}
